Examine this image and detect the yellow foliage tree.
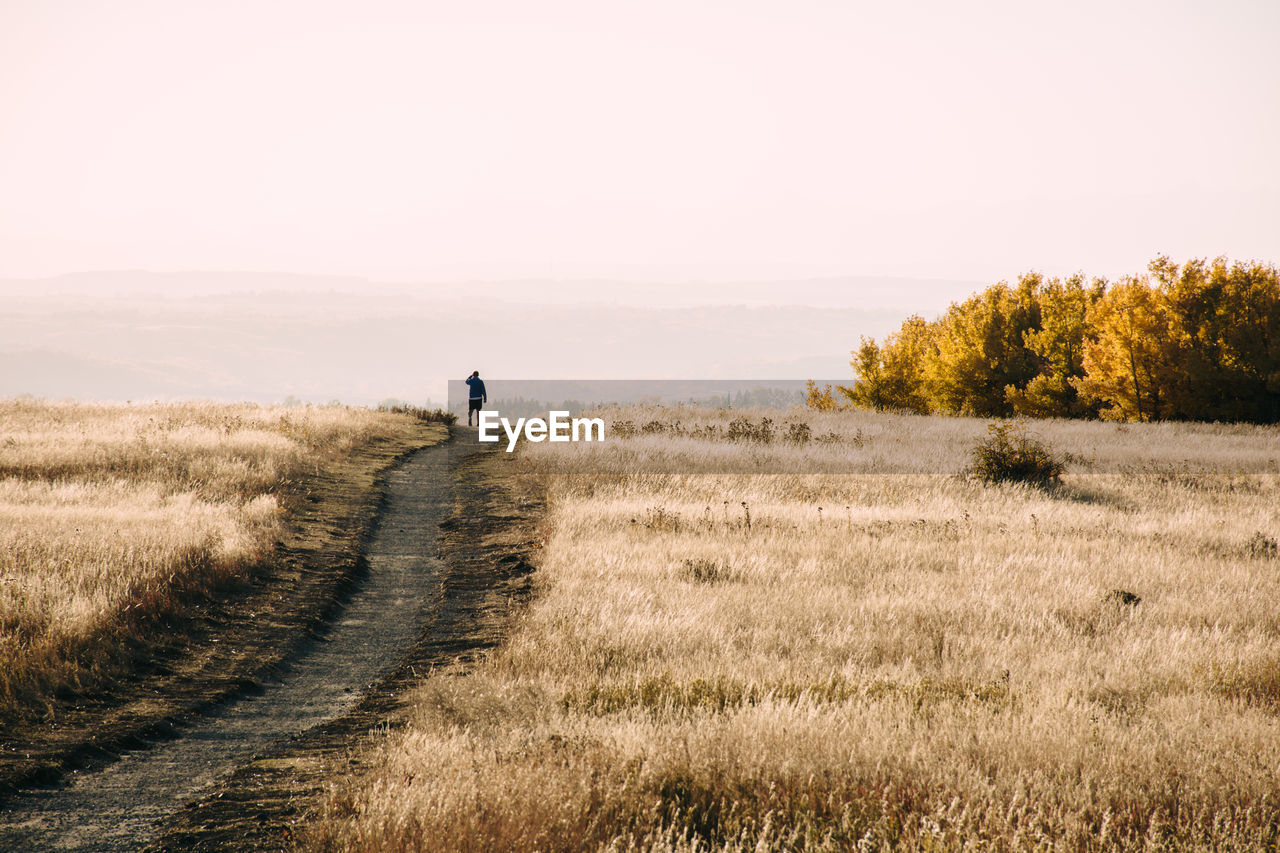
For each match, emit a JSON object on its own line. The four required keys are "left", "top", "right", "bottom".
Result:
{"left": 845, "top": 316, "right": 932, "bottom": 412}
{"left": 1007, "top": 274, "right": 1105, "bottom": 418}
{"left": 1075, "top": 276, "right": 1178, "bottom": 421}
{"left": 804, "top": 379, "right": 838, "bottom": 412}
{"left": 834, "top": 257, "right": 1278, "bottom": 424}
{"left": 925, "top": 277, "right": 1040, "bottom": 416}
{"left": 1152, "top": 255, "right": 1280, "bottom": 421}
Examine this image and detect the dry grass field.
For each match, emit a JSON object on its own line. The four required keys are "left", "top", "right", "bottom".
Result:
{"left": 312, "top": 407, "right": 1280, "bottom": 852}
{"left": 0, "top": 399, "right": 432, "bottom": 725}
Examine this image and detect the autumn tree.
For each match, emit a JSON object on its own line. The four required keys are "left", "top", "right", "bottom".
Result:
{"left": 845, "top": 316, "right": 932, "bottom": 412}
{"left": 829, "top": 257, "right": 1278, "bottom": 424}
{"left": 846, "top": 338, "right": 890, "bottom": 410}
{"left": 1006, "top": 274, "right": 1105, "bottom": 418}
{"left": 805, "top": 379, "right": 838, "bottom": 412}
{"left": 1219, "top": 259, "right": 1280, "bottom": 422}
{"left": 925, "top": 276, "right": 1040, "bottom": 416}
{"left": 1152, "top": 255, "right": 1280, "bottom": 421}
{"left": 1075, "top": 276, "right": 1178, "bottom": 421}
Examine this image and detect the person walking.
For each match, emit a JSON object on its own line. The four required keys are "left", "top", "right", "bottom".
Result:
{"left": 465, "top": 370, "right": 487, "bottom": 426}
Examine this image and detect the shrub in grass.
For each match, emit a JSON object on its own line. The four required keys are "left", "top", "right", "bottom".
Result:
{"left": 680, "top": 558, "right": 734, "bottom": 583}
{"left": 726, "top": 417, "right": 774, "bottom": 444}
{"left": 1247, "top": 531, "right": 1278, "bottom": 559}
{"left": 970, "top": 420, "right": 1064, "bottom": 487}
{"left": 785, "top": 422, "right": 812, "bottom": 444}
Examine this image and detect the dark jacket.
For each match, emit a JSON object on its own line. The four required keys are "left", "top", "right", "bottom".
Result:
{"left": 465, "top": 376, "right": 486, "bottom": 400}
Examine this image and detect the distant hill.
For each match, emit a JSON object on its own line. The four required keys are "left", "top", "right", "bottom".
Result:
{"left": 0, "top": 271, "right": 977, "bottom": 405}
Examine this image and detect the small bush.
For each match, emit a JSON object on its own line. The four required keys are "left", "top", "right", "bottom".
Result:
{"left": 1104, "top": 588, "right": 1142, "bottom": 608}
{"left": 680, "top": 558, "right": 733, "bottom": 583}
{"left": 784, "top": 422, "right": 812, "bottom": 444}
{"left": 1247, "top": 531, "right": 1278, "bottom": 559}
{"left": 639, "top": 506, "right": 681, "bottom": 532}
{"left": 726, "top": 417, "right": 774, "bottom": 444}
{"left": 970, "top": 420, "right": 1064, "bottom": 487}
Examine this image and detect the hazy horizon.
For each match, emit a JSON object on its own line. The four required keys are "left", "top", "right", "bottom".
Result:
{"left": 2, "top": 272, "right": 924, "bottom": 405}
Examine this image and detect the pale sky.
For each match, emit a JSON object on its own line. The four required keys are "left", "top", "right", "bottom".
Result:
{"left": 3, "top": 0, "right": 1278, "bottom": 285}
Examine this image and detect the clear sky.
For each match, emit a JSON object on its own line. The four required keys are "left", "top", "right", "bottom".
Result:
{"left": 3, "top": 0, "right": 1278, "bottom": 285}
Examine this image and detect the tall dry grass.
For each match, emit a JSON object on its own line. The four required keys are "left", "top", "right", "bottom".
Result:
{"left": 0, "top": 398, "right": 426, "bottom": 723}
{"left": 312, "top": 407, "right": 1280, "bottom": 852}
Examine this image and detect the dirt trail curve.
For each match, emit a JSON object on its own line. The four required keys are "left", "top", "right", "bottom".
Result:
{"left": 0, "top": 430, "right": 535, "bottom": 851}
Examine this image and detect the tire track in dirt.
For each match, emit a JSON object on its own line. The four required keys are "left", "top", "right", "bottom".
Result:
{"left": 0, "top": 434, "right": 483, "bottom": 851}
{"left": 149, "top": 440, "right": 541, "bottom": 851}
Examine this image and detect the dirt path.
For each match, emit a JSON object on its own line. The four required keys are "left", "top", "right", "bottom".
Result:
{"left": 149, "top": 439, "right": 539, "bottom": 851}
{"left": 0, "top": 432, "right": 524, "bottom": 851}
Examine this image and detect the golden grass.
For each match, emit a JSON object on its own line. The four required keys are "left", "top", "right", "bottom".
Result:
{"left": 0, "top": 398, "right": 429, "bottom": 723}
{"left": 313, "top": 407, "right": 1280, "bottom": 852}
